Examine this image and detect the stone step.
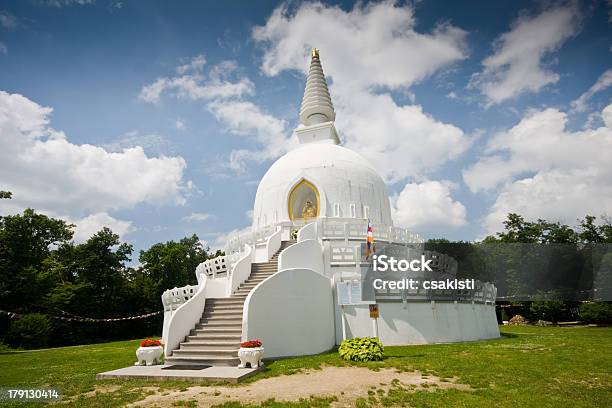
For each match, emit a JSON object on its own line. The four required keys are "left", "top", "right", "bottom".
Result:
{"left": 206, "top": 299, "right": 245, "bottom": 304}
{"left": 199, "top": 318, "right": 242, "bottom": 325}
{"left": 186, "top": 333, "right": 241, "bottom": 341}
{"left": 202, "top": 311, "right": 243, "bottom": 318}
{"left": 164, "top": 356, "right": 240, "bottom": 366}
{"left": 200, "top": 317, "right": 242, "bottom": 324}
{"left": 180, "top": 340, "right": 239, "bottom": 349}
{"left": 191, "top": 327, "right": 242, "bottom": 335}
{"left": 196, "top": 322, "right": 242, "bottom": 330}
{"left": 173, "top": 348, "right": 238, "bottom": 356}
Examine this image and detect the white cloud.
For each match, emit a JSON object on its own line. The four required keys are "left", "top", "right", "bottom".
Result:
{"left": 391, "top": 181, "right": 467, "bottom": 231}
{"left": 463, "top": 103, "right": 612, "bottom": 234}
{"left": 571, "top": 68, "right": 612, "bottom": 112}
{"left": 0, "top": 91, "right": 189, "bottom": 221}
{"left": 207, "top": 100, "right": 297, "bottom": 172}
{"left": 175, "top": 119, "right": 186, "bottom": 130}
{"left": 0, "top": 42, "right": 6, "bottom": 55}
{"left": 42, "top": 0, "right": 95, "bottom": 7}
{"left": 338, "top": 91, "right": 471, "bottom": 183}
{"left": 183, "top": 212, "right": 211, "bottom": 222}
{"left": 469, "top": 3, "right": 581, "bottom": 106}
{"left": 176, "top": 54, "right": 206, "bottom": 75}
{"left": 0, "top": 11, "right": 17, "bottom": 29}
{"left": 139, "top": 59, "right": 254, "bottom": 104}
{"left": 68, "top": 212, "right": 134, "bottom": 243}
{"left": 253, "top": 1, "right": 472, "bottom": 182}
{"left": 253, "top": 1, "right": 468, "bottom": 90}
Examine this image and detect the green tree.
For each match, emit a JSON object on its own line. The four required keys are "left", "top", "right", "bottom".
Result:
{"left": 0, "top": 209, "right": 74, "bottom": 312}
{"left": 138, "top": 234, "right": 213, "bottom": 308}
{"left": 48, "top": 228, "right": 133, "bottom": 317}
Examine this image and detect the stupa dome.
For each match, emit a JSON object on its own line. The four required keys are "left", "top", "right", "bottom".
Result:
{"left": 252, "top": 142, "right": 392, "bottom": 228}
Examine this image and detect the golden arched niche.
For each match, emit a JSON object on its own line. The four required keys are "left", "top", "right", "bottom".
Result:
{"left": 288, "top": 179, "right": 320, "bottom": 221}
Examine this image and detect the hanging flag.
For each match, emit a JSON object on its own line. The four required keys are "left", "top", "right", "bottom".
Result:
{"left": 366, "top": 220, "right": 375, "bottom": 259}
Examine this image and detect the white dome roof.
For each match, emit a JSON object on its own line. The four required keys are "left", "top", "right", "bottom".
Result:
{"left": 252, "top": 143, "right": 393, "bottom": 228}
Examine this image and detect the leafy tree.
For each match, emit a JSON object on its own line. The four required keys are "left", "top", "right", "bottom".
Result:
{"left": 138, "top": 234, "right": 212, "bottom": 307}
{"left": 48, "top": 228, "right": 133, "bottom": 317}
{"left": 0, "top": 191, "right": 12, "bottom": 199}
{"left": 0, "top": 209, "right": 74, "bottom": 312}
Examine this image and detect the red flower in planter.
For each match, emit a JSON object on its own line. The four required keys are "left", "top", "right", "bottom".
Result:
{"left": 240, "top": 339, "right": 262, "bottom": 348}
{"left": 140, "top": 339, "right": 162, "bottom": 347}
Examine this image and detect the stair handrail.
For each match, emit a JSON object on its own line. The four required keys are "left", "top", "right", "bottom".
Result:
{"left": 162, "top": 272, "right": 208, "bottom": 357}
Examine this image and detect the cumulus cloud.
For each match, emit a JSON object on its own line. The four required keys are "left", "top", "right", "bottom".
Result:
{"left": 253, "top": 1, "right": 472, "bottom": 182}
{"left": 140, "top": 55, "right": 297, "bottom": 173}
{"left": 0, "top": 42, "right": 6, "bottom": 55}
{"left": 0, "top": 91, "right": 189, "bottom": 233}
{"left": 463, "top": 103, "right": 612, "bottom": 234}
{"left": 571, "top": 68, "right": 612, "bottom": 112}
{"left": 139, "top": 58, "right": 254, "bottom": 104}
{"left": 469, "top": 2, "right": 581, "bottom": 106}
{"left": 391, "top": 181, "right": 467, "bottom": 231}
{"left": 68, "top": 212, "right": 134, "bottom": 243}
{"left": 208, "top": 100, "right": 297, "bottom": 172}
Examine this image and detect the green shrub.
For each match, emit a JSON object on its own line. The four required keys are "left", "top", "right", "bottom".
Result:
{"left": 5, "top": 313, "right": 52, "bottom": 349}
{"left": 338, "top": 337, "right": 384, "bottom": 362}
{"left": 530, "top": 301, "right": 566, "bottom": 323}
{"left": 579, "top": 302, "right": 612, "bottom": 324}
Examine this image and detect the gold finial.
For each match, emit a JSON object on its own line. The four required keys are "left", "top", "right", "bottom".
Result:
{"left": 311, "top": 48, "right": 319, "bottom": 58}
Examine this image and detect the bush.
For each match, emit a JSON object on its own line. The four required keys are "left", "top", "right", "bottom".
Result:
{"left": 5, "top": 313, "right": 52, "bottom": 349}
{"left": 579, "top": 302, "right": 612, "bottom": 324}
{"left": 338, "top": 337, "right": 384, "bottom": 362}
{"left": 530, "top": 301, "right": 566, "bottom": 323}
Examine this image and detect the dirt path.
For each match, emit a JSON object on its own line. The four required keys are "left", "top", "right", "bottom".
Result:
{"left": 130, "top": 366, "right": 470, "bottom": 407}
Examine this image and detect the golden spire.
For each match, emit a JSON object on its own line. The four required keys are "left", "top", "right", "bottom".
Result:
{"left": 311, "top": 48, "right": 319, "bottom": 58}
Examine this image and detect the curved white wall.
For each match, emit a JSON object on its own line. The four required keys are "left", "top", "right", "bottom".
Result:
{"left": 163, "top": 273, "right": 208, "bottom": 356}
{"left": 228, "top": 244, "right": 253, "bottom": 296}
{"left": 242, "top": 268, "right": 335, "bottom": 358}
{"left": 337, "top": 302, "right": 499, "bottom": 345}
{"left": 278, "top": 239, "right": 324, "bottom": 273}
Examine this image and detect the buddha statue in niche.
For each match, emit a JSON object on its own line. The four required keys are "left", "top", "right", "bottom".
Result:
{"left": 301, "top": 200, "right": 317, "bottom": 219}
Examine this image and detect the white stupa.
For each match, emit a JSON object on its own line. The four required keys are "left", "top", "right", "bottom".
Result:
{"left": 161, "top": 49, "right": 499, "bottom": 365}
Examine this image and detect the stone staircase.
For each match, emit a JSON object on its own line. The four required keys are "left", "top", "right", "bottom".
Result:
{"left": 165, "top": 240, "right": 295, "bottom": 366}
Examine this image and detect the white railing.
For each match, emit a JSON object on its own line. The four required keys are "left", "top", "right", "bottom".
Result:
{"left": 161, "top": 284, "right": 199, "bottom": 312}
{"left": 196, "top": 256, "right": 228, "bottom": 280}
{"left": 162, "top": 273, "right": 208, "bottom": 356}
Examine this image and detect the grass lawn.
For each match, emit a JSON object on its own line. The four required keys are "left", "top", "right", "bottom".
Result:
{"left": 0, "top": 326, "right": 610, "bottom": 407}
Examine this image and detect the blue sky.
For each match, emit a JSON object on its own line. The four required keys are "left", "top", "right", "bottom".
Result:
{"left": 0, "top": 0, "right": 611, "bottom": 257}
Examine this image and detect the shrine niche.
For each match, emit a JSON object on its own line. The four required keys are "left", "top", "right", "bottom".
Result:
{"left": 288, "top": 179, "right": 320, "bottom": 220}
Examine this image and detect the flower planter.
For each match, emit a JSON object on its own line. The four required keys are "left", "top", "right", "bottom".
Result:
{"left": 135, "top": 345, "right": 163, "bottom": 366}
{"left": 238, "top": 346, "right": 264, "bottom": 368}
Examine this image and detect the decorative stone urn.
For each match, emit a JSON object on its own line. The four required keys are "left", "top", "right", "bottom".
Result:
{"left": 238, "top": 347, "right": 264, "bottom": 368}
{"left": 135, "top": 346, "right": 163, "bottom": 366}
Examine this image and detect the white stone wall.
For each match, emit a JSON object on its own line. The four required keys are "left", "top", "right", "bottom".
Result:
{"left": 242, "top": 268, "right": 335, "bottom": 359}
{"left": 336, "top": 301, "right": 500, "bottom": 345}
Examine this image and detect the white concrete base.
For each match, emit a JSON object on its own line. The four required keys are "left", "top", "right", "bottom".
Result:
{"left": 96, "top": 365, "right": 261, "bottom": 383}
{"left": 338, "top": 301, "right": 500, "bottom": 345}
